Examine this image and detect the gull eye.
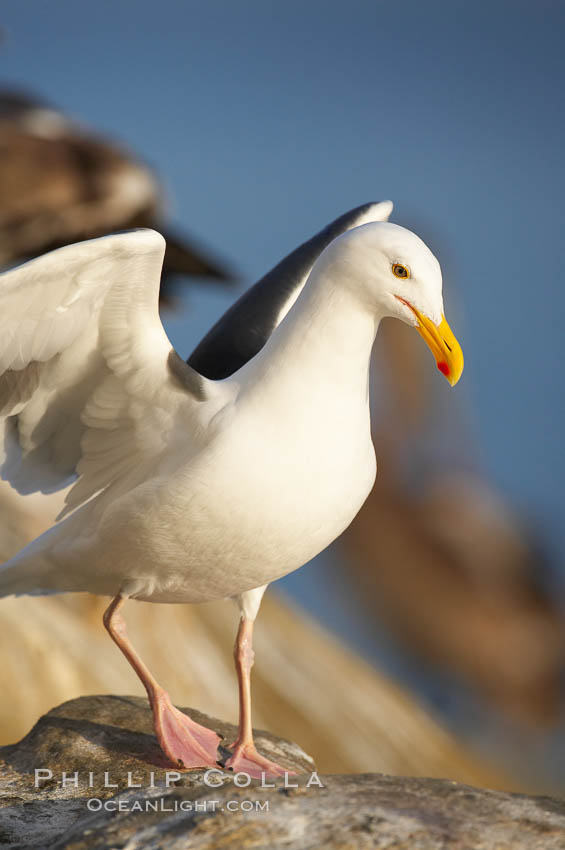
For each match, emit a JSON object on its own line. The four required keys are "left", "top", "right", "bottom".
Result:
{"left": 392, "top": 263, "right": 410, "bottom": 279}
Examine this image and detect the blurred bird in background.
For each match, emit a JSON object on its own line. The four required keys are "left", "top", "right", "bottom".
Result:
{"left": 0, "top": 88, "right": 233, "bottom": 305}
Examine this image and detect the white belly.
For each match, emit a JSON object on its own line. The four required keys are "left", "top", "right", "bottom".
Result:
{"left": 57, "top": 399, "right": 376, "bottom": 603}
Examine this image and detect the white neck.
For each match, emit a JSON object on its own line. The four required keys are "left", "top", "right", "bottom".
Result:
{"left": 237, "top": 260, "right": 382, "bottom": 408}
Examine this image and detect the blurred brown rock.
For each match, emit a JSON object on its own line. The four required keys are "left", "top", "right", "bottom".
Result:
{"left": 342, "top": 321, "right": 565, "bottom": 726}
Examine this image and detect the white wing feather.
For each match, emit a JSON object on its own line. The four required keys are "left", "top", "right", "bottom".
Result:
{"left": 0, "top": 229, "right": 208, "bottom": 515}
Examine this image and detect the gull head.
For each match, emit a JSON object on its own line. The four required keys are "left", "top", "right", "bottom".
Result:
{"left": 324, "top": 220, "right": 464, "bottom": 386}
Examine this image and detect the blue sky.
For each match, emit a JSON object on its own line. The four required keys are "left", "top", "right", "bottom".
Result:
{"left": 1, "top": 0, "right": 564, "bottom": 558}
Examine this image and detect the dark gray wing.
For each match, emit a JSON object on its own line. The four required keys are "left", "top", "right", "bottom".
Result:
{"left": 188, "top": 201, "right": 393, "bottom": 379}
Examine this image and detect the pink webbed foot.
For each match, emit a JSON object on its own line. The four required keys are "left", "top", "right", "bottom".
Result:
{"left": 225, "top": 741, "right": 296, "bottom": 780}
{"left": 152, "top": 689, "right": 221, "bottom": 769}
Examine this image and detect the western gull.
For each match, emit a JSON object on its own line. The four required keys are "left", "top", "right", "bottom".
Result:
{"left": 0, "top": 202, "right": 463, "bottom": 778}
{"left": 0, "top": 88, "right": 233, "bottom": 303}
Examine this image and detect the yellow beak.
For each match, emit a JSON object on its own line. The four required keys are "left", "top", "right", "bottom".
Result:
{"left": 397, "top": 298, "right": 464, "bottom": 386}
{"left": 415, "top": 309, "right": 464, "bottom": 386}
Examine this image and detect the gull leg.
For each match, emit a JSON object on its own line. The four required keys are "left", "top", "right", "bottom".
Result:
{"left": 225, "top": 585, "right": 296, "bottom": 779}
{"left": 103, "top": 594, "right": 220, "bottom": 769}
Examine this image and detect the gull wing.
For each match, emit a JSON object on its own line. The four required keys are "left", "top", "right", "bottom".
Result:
{"left": 188, "top": 201, "right": 393, "bottom": 379}
{"left": 0, "top": 230, "right": 211, "bottom": 516}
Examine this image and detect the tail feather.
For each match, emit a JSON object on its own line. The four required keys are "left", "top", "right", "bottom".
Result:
{"left": 0, "top": 559, "right": 60, "bottom": 597}
{"left": 0, "top": 530, "right": 67, "bottom": 597}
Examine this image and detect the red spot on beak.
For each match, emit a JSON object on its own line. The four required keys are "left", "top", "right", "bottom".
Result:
{"left": 437, "top": 361, "right": 450, "bottom": 377}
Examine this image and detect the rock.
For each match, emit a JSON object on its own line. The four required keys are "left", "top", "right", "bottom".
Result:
{"left": 0, "top": 695, "right": 313, "bottom": 848}
{"left": 1, "top": 696, "right": 564, "bottom": 849}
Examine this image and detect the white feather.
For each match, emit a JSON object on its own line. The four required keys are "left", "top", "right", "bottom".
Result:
{"left": 0, "top": 230, "right": 209, "bottom": 505}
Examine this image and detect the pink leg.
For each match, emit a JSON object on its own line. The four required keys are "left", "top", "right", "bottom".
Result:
{"left": 103, "top": 594, "right": 220, "bottom": 769}
{"left": 225, "top": 616, "right": 295, "bottom": 779}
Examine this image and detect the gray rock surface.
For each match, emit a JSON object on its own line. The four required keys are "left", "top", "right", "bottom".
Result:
{"left": 1, "top": 695, "right": 564, "bottom": 849}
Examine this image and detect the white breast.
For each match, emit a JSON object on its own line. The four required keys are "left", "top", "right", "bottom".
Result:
{"left": 74, "top": 378, "right": 376, "bottom": 604}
